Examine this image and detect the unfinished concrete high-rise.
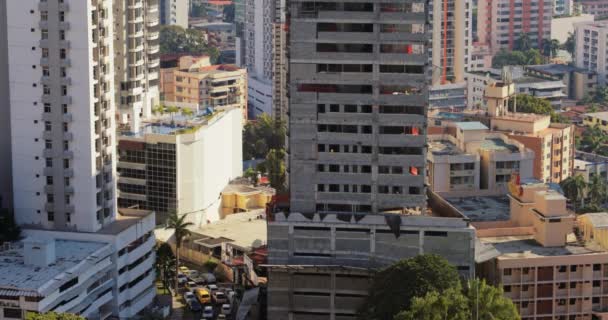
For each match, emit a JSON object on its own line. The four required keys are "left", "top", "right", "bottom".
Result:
{"left": 267, "top": 1, "right": 477, "bottom": 319}
{"left": 288, "top": 1, "right": 428, "bottom": 215}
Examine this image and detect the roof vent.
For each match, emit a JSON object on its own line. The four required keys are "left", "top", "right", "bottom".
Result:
{"left": 23, "top": 237, "right": 56, "bottom": 267}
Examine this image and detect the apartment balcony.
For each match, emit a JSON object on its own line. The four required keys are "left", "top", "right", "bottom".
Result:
{"left": 65, "top": 205, "right": 75, "bottom": 213}
{"left": 59, "top": 59, "right": 71, "bottom": 67}
{"left": 450, "top": 169, "right": 476, "bottom": 177}
{"left": 38, "top": 2, "right": 48, "bottom": 11}
{"left": 317, "top": 32, "right": 376, "bottom": 42}
{"left": 65, "top": 186, "right": 74, "bottom": 194}
{"left": 63, "top": 113, "right": 73, "bottom": 123}
{"left": 377, "top": 194, "right": 425, "bottom": 207}
{"left": 43, "top": 131, "right": 53, "bottom": 140}
{"left": 128, "top": 15, "right": 145, "bottom": 24}
{"left": 43, "top": 149, "right": 53, "bottom": 158}
{"left": 378, "top": 12, "right": 426, "bottom": 23}
{"left": 119, "top": 191, "right": 146, "bottom": 202}
{"left": 377, "top": 134, "right": 425, "bottom": 146}
{"left": 378, "top": 154, "right": 425, "bottom": 166}
{"left": 147, "top": 16, "right": 159, "bottom": 27}
{"left": 147, "top": 44, "right": 160, "bottom": 54}
{"left": 379, "top": 73, "right": 426, "bottom": 85}
{"left": 59, "top": 22, "right": 70, "bottom": 30}
{"left": 146, "top": 31, "right": 159, "bottom": 41}
{"left": 45, "top": 203, "right": 54, "bottom": 212}
{"left": 58, "top": 2, "right": 69, "bottom": 11}
{"left": 315, "top": 173, "right": 372, "bottom": 184}
{"left": 44, "top": 185, "right": 54, "bottom": 193}
{"left": 316, "top": 192, "right": 372, "bottom": 203}
{"left": 39, "top": 21, "right": 48, "bottom": 29}
{"left": 63, "top": 151, "right": 74, "bottom": 159}
{"left": 39, "top": 39, "right": 49, "bottom": 48}
{"left": 377, "top": 114, "right": 425, "bottom": 124}
{"left": 40, "top": 57, "right": 49, "bottom": 66}
{"left": 317, "top": 152, "right": 372, "bottom": 163}
{"left": 148, "top": 58, "right": 160, "bottom": 68}
{"left": 379, "top": 33, "right": 426, "bottom": 43}
{"left": 128, "top": 0, "right": 144, "bottom": 9}
{"left": 317, "top": 132, "right": 373, "bottom": 144}
{"left": 118, "top": 176, "right": 146, "bottom": 186}
{"left": 147, "top": 4, "right": 159, "bottom": 14}
{"left": 316, "top": 11, "right": 376, "bottom": 21}
{"left": 379, "top": 53, "right": 426, "bottom": 65}
{"left": 64, "top": 169, "right": 74, "bottom": 177}
{"left": 40, "top": 75, "right": 51, "bottom": 85}
{"left": 377, "top": 93, "right": 425, "bottom": 105}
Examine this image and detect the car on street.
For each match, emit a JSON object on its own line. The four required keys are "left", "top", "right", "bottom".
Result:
{"left": 206, "top": 284, "right": 219, "bottom": 294}
{"left": 187, "top": 269, "right": 200, "bottom": 279}
{"left": 195, "top": 288, "right": 212, "bottom": 305}
{"left": 217, "top": 315, "right": 227, "bottom": 320}
{"left": 202, "top": 306, "right": 214, "bottom": 319}
{"left": 179, "top": 266, "right": 190, "bottom": 273}
{"left": 177, "top": 273, "right": 188, "bottom": 285}
{"left": 183, "top": 291, "right": 195, "bottom": 303}
{"left": 221, "top": 303, "right": 231, "bottom": 315}
{"left": 213, "top": 291, "right": 228, "bottom": 304}
{"left": 186, "top": 281, "right": 198, "bottom": 291}
{"left": 187, "top": 299, "right": 202, "bottom": 312}
{"left": 202, "top": 273, "right": 216, "bottom": 284}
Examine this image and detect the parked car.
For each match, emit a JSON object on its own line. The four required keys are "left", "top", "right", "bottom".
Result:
{"left": 221, "top": 303, "right": 231, "bottom": 315}
{"left": 183, "top": 291, "right": 195, "bottom": 303}
{"left": 195, "top": 288, "right": 212, "bottom": 305}
{"left": 187, "top": 269, "right": 200, "bottom": 279}
{"left": 187, "top": 299, "right": 202, "bottom": 312}
{"left": 213, "top": 291, "right": 228, "bottom": 304}
{"left": 206, "top": 284, "right": 219, "bottom": 294}
{"left": 179, "top": 266, "right": 190, "bottom": 274}
{"left": 217, "top": 315, "right": 227, "bottom": 320}
{"left": 194, "top": 278, "right": 207, "bottom": 287}
{"left": 202, "top": 306, "right": 214, "bottom": 319}
{"left": 227, "top": 290, "right": 236, "bottom": 304}
{"left": 186, "top": 281, "right": 198, "bottom": 291}
{"left": 202, "top": 273, "right": 216, "bottom": 284}
{"left": 177, "top": 274, "right": 188, "bottom": 285}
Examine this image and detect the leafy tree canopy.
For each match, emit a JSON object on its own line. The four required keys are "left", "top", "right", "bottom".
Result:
{"left": 507, "top": 94, "right": 568, "bottom": 123}
{"left": 160, "top": 26, "right": 219, "bottom": 64}
{"left": 26, "top": 312, "right": 84, "bottom": 320}
{"left": 492, "top": 49, "right": 543, "bottom": 68}
{"left": 358, "top": 254, "right": 461, "bottom": 320}
{"left": 0, "top": 208, "right": 21, "bottom": 244}
{"left": 243, "top": 114, "right": 286, "bottom": 160}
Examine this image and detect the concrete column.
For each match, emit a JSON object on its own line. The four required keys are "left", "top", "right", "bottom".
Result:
{"left": 454, "top": 0, "right": 466, "bottom": 83}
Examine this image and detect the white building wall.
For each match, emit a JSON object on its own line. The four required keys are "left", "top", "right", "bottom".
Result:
{"left": 575, "top": 21, "right": 608, "bottom": 85}
{"left": 248, "top": 75, "right": 273, "bottom": 116}
{"left": 177, "top": 108, "right": 243, "bottom": 226}
{"left": 161, "top": 0, "right": 189, "bottom": 28}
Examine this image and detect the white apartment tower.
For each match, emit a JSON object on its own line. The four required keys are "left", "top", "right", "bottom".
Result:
{"left": 243, "top": 0, "right": 275, "bottom": 117}
{"left": 8, "top": 0, "right": 117, "bottom": 232}
{"left": 160, "top": 0, "right": 189, "bottom": 28}
{"left": 114, "top": 0, "right": 161, "bottom": 132}
{"left": 0, "top": 1, "right": 157, "bottom": 318}
{"left": 575, "top": 21, "right": 608, "bottom": 85}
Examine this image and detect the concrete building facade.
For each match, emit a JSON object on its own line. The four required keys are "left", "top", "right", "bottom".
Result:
{"left": 114, "top": 0, "right": 161, "bottom": 133}
{"left": 160, "top": 56, "right": 248, "bottom": 119}
{"left": 575, "top": 21, "right": 608, "bottom": 85}
{"left": 0, "top": 0, "right": 12, "bottom": 210}
{"left": 160, "top": 0, "right": 189, "bottom": 28}
{"left": 288, "top": 1, "right": 428, "bottom": 214}
{"left": 487, "top": 82, "right": 575, "bottom": 183}
{"left": 477, "top": 0, "right": 553, "bottom": 55}
{"left": 428, "top": 122, "right": 535, "bottom": 195}
{"left": 117, "top": 107, "right": 243, "bottom": 225}
{"left": 474, "top": 182, "right": 608, "bottom": 320}
{"left": 8, "top": 0, "right": 117, "bottom": 231}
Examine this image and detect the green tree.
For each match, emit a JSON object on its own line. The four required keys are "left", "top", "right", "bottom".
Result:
{"left": 514, "top": 32, "right": 533, "bottom": 51}
{"left": 223, "top": 4, "right": 235, "bottom": 22}
{"left": 26, "top": 312, "right": 84, "bottom": 320}
{"left": 509, "top": 94, "right": 553, "bottom": 114}
{"left": 588, "top": 174, "right": 607, "bottom": 206}
{"left": 394, "top": 279, "right": 519, "bottom": 320}
{"left": 394, "top": 287, "right": 469, "bottom": 320}
{"left": 563, "top": 32, "right": 575, "bottom": 57}
{"left": 358, "top": 255, "right": 461, "bottom": 320}
{"left": 465, "top": 279, "right": 520, "bottom": 320}
{"left": 160, "top": 26, "right": 219, "bottom": 63}
{"left": 243, "top": 114, "right": 286, "bottom": 159}
{"left": 265, "top": 149, "right": 286, "bottom": 191}
{"left": 542, "top": 39, "right": 560, "bottom": 58}
{"left": 165, "top": 105, "right": 180, "bottom": 123}
{"left": 243, "top": 167, "right": 259, "bottom": 186}
{"left": 156, "top": 242, "right": 176, "bottom": 288}
{"left": 180, "top": 107, "right": 194, "bottom": 117}
{"left": 581, "top": 124, "right": 608, "bottom": 154}
{"left": 191, "top": 3, "right": 207, "bottom": 17}
{"left": 0, "top": 208, "right": 21, "bottom": 244}
{"left": 492, "top": 49, "right": 543, "bottom": 68}
{"left": 165, "top": 212, "right": 193, "bottom": 295}
{"left": 561, "top": 175, "right": 588, "bottom": 212}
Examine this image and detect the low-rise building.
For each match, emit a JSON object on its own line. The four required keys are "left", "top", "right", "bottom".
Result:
{"left": 0, "top": 209, "right": 156, "bottom": 319}
{"left": 575, "top": 151, "right": 608, "bottom": 185}
{"left": 466, "top": 68, "right": 568, "bottom": 110}
{"left": 467, "top": 180, "right": 608, "bottom": 320}
{"left": 160, "top": 55, "right": 247, "bottom": 120}
{"left": 526, "top": 64, "right": 598, "bottom": 101}
{"left": 117, "top": 107, "right": 243, "bottom": 226}
{"left": 487, "top": 82, "right": 575, "bottom": 183}
{"left": 584, "top": 112, "right": 608, "bottom": 133}
{"left": 428, "top": 122, "right": 534, "bottom": 195}
{"left": 429, "top": 83, "right": 467, "bottom": 111}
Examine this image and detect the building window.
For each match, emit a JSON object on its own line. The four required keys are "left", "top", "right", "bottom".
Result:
{"left": 47, "top": 194, "right": 54, "bottom": 203}
{"left": 41, "top": 29, "right": 48, "bottom": 40}
{"left": 47, "top": 211, "right": 54, "bottom": 222}
{"left": 503, "top": 285, "right": 511, "bottom": 292}
{"left": 3, "top": 308, "right": 22, "bottom": 319}
{"left": 503, "top": 269, "right": 512, "bottom": 276}
{"left": 41, "top": 11, "right": 48, "bottom": 21}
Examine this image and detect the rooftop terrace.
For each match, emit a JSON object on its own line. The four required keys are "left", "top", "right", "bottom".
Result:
{"left": 445, "top": 195, "right": 511, "bottom": 222}
{"left": 477, "top": 235, "right": 605, "bottom": 261}
{"left": 479, "top": 138, "right": 519, "bottom": 152}
{"left": 429, "top": 140, "right": 464, "bottom": 156}
{"left": 0, "top": 239, "right": 108, "bottom": 294}
{"left": 120, "top": 108, "right": 223, "bottom": 137}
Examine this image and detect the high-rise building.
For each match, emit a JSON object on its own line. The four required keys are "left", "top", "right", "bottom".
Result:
{"left": 242, "top": 0, "right": 275, "bottom": 117}
{"left": 267, "top": 2, "right": 477, "bottom": 319}
{"left": 477, "top": 0, "right": 553, "bottom": 54}
{"left": 0, "top": 1, "right": 157, "bottom": 318}
{"left": 272, "top": 0, "right": 288, "bottom": 122}
{"left": 160, "top": 0, "right": 189, "bottom": 28}
{"left": 0, "top": 0, "right": 12, "bottom": 210}
{"left": 114, "top": 0, "right": 161, "bottom": 132}
{"left": 575, "top": 21, "right": 608, "bottom": 85}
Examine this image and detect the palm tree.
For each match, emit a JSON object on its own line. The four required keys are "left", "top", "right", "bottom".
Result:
{"left": 165, "top": 105, "right": 180, "bottom": 124}
{"left": 165, "top": 212, "right": 193, "bottom": 295}
{"left": 515, "top": 32, "right": 532, "bottom": 51}
{"left": 561, "top": 175, "right": 587, "bottom": 212}
{"left": 542, "top": 39, "right": 560, "bottom": 59}
{"left": 563, "top": 32, "right": 575, "bottom": 57}
{"left": 152, "top": 104, "right": 166, "bottom": 116}
{"left": 181, "top": 107, "right": 194, "bottom": 117}
{"left": 588, "top": 174, "right": 607, "bottom": 207}
{"left": 155, "top": 242, "right": 176, "bottom": 288}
